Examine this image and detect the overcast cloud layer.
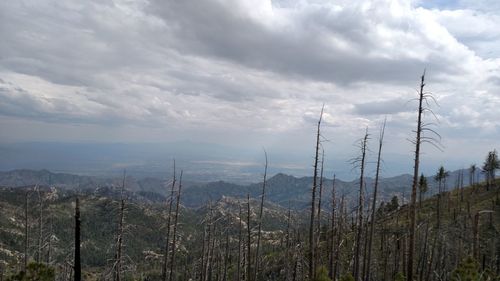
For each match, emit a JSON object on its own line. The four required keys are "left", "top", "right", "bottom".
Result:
{"left": 0, "top": 0, "right": 499, "bottom": 177}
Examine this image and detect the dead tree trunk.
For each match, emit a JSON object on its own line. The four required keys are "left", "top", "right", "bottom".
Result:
{"left": 46, "top": 216, "right": 52, "bottom": 264}
{"left": 162, "top": 161, "right": 177, "bottom": 281}
{"left": 437, "top": 181, "right": 441, "bottom": 230}
{"left": 74, "top": 197, "right": 81, "bottom": 281}
{"left": 24, "top": 191, "right": 29, "bottom": 271}
{"left": 329, "top": 175, "right": 336, "bottom": 280}
{"left": 425, "top": 229, "right": 438, "bottom": 281}
{"left": 354, "top": 130, "right": 369, "bottom": 281}
{"left": 402, "top": 233, "right": 407, "bottom": 277}
{"left": 309, "top": 106, "right": 324, "bottom": 280}
{"left": 408, "top": 71, "right": 428, "bottom": 281}
{"left": 37, "top": 185, "right": 43, "bottom": 263}
{"left": 207, "top": 222, "right": 216, "bottom": 281}
{"left": 200, "top": 225, "right": 206, "bottom": 281}
{"left": 472, "top": 211, "right": 494, "bottom": 262}
{"left": 203, "top": 203, "right": 214, "bottom": 281}
{"left": 114, "top": 171, "right": 126, "bottom": 281}
{"left": 381, "top": 222, "right": 388, "bottom": 281}
{"left": 223, "top": 231, "right": 229, "bottom": 281}
{"left": 316, "top": 148, "right": 325, "bottom": 270}
{"left": 286, "top": 204, "right": 293, "bottom": 281}
{"left": 246, "top": 193, "right": 252, "bottom": 281}
{"left": 237, "top": 202, "right": 243, "bottom": 281}
{"left": 333, "top": 194, "right": 344, "bottom": 281}
{"left": 366, "top": 120, "right": 386, "bottom": 281}
{"left": 417, "top": 222, "right": 429, "bottom": 281}
{"left": 362, "top": 201, "right": 371, "bottom": 281}
{"left": 169, "top": 171, "right": 183, "bottom": 281}
{"left": 114, "top": 202, "right": 125, "bottom": 281}
{"left": 254, "top": 152, "right": 268, "bottom": 281}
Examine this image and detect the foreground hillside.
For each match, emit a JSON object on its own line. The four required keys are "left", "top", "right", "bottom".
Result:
{"left": 0, "top": 186, "right": 299, "bottom": 280}
{"left": 373, "top": 179, "right": 500, "bottom": 281}
{"left": 0, "top": 178, "right": 499, "bottom": 280}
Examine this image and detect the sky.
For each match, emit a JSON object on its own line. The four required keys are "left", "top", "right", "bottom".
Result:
{"left": 0, "top": 0, "right": 499, "bottom": 180}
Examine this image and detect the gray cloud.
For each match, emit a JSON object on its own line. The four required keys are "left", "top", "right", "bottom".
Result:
{"left": 353, "top": 98, "right": 410, "bottom": 115}
{"left": 148, "top": 0, "right": 462, "bottom": 85}
{"left": 0, "top": 0, "right": 499, "bottom": 177}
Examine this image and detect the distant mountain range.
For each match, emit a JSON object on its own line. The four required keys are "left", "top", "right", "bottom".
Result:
{"left": 0, "top": 142, "right": 315, "bottom": 183}
{"left": 0, "top": 169, "right": 484, "bottom": 209}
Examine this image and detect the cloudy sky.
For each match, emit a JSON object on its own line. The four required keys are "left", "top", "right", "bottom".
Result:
{"left": 0, "top": 0, "right": 499, "bottom": 179}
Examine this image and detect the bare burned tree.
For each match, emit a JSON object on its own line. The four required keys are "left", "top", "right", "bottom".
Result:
{"left": 223, "top": 231, "right": 229, "bottom": 281}
{"left": 407, "top": 70, "right": 441, "bottom": 281}
{"left": 46, "top": 215, "right": 53, "bottom": 265}
{"left": 205, "top": 207, "right": 216, "bottom": 281}
{"left": 315, "top": 147, "right": 326, "bottom": 272}
{"left": 246, "top": 193, "right": 252, "bottom": 281}
{"left": 329, "top": 174, "right": 336, "bottom": 280}
{"left": 333, "top": 194, "right": 345, "bottom": 281}
{"left": 169, "top": 170, "right": 183, "bottom": 281}
{"left": 37, "top": 184, "right": 43, "bottom": 264}
{"left": 162, "top": 160, "right": 177, "bottom": 281}
{"left": 361, "top": 201, "right": 370, "bottom": 281}
{"left": 352, "top": 129, "right": 369, "bottom": 281}
{"left": 309, "top": 105, "right": 324, "bottom": 280}
{"left": 202, "top": 201, "right": 214, "bottom": 281}
{"left": 285, "top": 202, "right": 293, "bottom": 281}
{"left": 365, "top": 119, "right": 386, "bottom": 281}
{"left": 254, "top": 151, "right": 268, "bottom": 281}
{"left": 473, "top": 210, "right": 494, "bottom": 261}
{"left": 237, "top": 201, "right": 243, "bottom": 281}
{"left": 24, "top": 190, "right": 29, "bottom": 271}
{"left": 199, "top": 225, "right": 206, "bottom": 281}
{"left": 114, "top": 170, "right": 127, "bottom": 281}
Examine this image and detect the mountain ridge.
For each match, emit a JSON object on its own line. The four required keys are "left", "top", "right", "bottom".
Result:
{"left": 0, "top": 168, "right": 482, "bottom": 209}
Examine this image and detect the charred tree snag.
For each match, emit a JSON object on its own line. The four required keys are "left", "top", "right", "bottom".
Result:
{"left": 309, "top": 105, "right": 324, "bottom": 280}
{"left": 366, "top": 119, "right": 386, "bottom": 281}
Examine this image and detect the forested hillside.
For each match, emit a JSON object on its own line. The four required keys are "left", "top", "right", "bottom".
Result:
{"left": 0, "top": 176, "right": 499, "bottom": 280}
